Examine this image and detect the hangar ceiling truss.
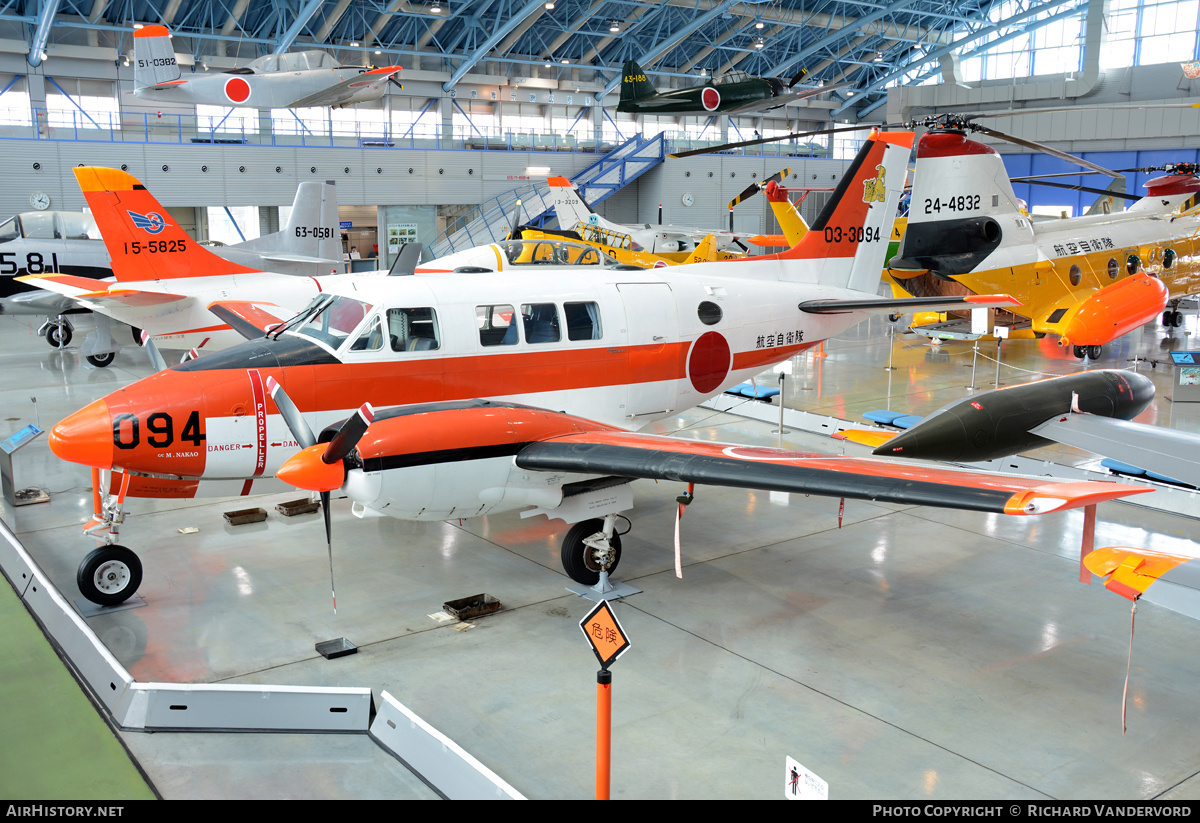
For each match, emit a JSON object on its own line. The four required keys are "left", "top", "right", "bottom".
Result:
{"left": 0, "top": 0, "right": 1095, "bottom": 118}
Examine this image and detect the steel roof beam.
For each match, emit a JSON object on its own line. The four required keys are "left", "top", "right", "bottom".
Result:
{"left": 276, "top": 0, "right": 326, "bottom": 52}
{"left": 834, "top": 0, "right": 1086, "bottom": 116}
{"left": 313, "top": 0, "right": 353, "bottom": 44}
{"left": 597, "top": 0, "right": 738, "bottom": 99}
{"left": 443, "top": 0, "right": 548, "bottom": 90}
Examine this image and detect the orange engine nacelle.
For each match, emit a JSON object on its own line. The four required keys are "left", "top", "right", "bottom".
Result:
{"left": 1060, "top": 271, "right": 1169, "bottom": 347}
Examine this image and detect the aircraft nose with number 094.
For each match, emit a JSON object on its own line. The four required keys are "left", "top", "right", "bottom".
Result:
{"left": 46, "top": 130, "right": 1150, "bottom": 608}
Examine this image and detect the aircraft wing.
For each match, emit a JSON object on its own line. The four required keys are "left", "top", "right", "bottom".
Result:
{"left": 798, "top": 293, "right": 1021, "bottom": 315}
{"left": 514, "top": 431, "right": 1149, "bottom": 516}
{"left": 0, "top": 289, "right": 78, "bottom": 316}
{"left": 286, "top": 66, "right": 402, "bottom": 108}
{"left": 1030, "top": 413, "right": 1200, "bottom": 487}
{"left": 1085, "top": 547, "right": 1200, "bottom": 617}
{"left": 207, "top": 300, "right": 291, "bottom": 340}
{"left": 723, "top": 83, "right": 848, "bottom": 115}
{"left": 18, "top": 274, "right": 189, "bottom": 308}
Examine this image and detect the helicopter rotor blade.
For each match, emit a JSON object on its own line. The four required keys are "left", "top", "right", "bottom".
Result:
{"left": 670, "top": 124, "right": 869, "bottom": 160}
{"left": 968, "top": 123, "right": 1122, "bottom": 179}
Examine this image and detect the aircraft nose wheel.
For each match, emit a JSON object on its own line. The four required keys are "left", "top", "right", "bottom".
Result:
{"left": 85, "top": 352, "right": 116, "bottom": 368}
{"left": 77, "top": 545, "right": 142, "bottom": 607}
{"left": 561, "top": 518, "right": 623, "bottom": 586}
{"left": 44, "top": 323, "right": 72, "bottom": 348}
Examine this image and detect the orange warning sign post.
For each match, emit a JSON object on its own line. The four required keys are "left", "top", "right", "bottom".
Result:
{"left": 580, "top": 600, "right": 631, "bottom": 800}
{"left": 580, "top": 599, "right": 631, "bottom": 669}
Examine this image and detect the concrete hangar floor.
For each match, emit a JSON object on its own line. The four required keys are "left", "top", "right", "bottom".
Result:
{"left": 3, "top": 310, "right": 1200, "bottom": 801}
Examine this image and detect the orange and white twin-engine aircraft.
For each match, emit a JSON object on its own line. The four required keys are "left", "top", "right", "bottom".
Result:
{"left": 886, "top": 127, "right": 1200, "bottom": 358}
{"left": 44, "top": 131, "right": 1150, "bottom": 607}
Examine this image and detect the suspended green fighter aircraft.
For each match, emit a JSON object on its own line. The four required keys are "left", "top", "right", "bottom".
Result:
{"left": 616, "top": 60, "right": 830, "bottom": 115}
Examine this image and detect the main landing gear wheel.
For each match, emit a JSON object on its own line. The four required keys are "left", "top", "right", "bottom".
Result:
{"left": 44, "top": 324, "right": 71, "bottom": 348}
{"left": 1164, "top": 310, "right": 1184, "bottom": 327}
{"left": 561, "top": 518, "right": 623, "bottom": 586}
{"left": 86, "top": 352, "right": 115, "bottom": 368}
{"left": 77, "top": 545, "right": 142, "bottom": 607}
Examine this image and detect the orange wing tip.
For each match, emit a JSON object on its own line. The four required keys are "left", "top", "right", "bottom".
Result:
{"left": 277, "top": 444, "right": 345, "bottom": 492}
{"left": 1084, "top": 546, "right": 1195, "bottom": 597}
{"left": 1002, "top": 482, "right": 1154, "bottom": 515}
{"left": 835, "top": 429, "right": 897, "bottom": 448}
{"left": 133, "top": 24, "right": 170, "bottom": 37}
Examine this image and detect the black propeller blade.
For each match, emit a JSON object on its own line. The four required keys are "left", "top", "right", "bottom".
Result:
{"left": 324, "top": 403, "right": 375, "bottom": 465}
{"left": 727, "top": 167, "right": 791, "bottom": 210}
{"left": 265, "top": 376, "right": 316, "bottom": 449}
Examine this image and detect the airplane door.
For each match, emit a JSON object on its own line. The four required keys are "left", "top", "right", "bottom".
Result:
{"left": 617, "top": 282, "right": 679, "bottom": 418}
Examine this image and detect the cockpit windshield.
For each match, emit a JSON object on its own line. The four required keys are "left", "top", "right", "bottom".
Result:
{"left": 0, "top": 217, "right": 17, "bottom": 244}
{"left": 496, "top": 239, "right": 619, "bottom": 267}
{"left": 279, "top": 294, "right": 374, "bottom": 350}
{"left": 713, "top": 71, "right": 751, "bottom": 86}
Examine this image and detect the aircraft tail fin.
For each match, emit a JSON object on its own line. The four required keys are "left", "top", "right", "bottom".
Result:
{"left": 889, "top": 129, "right": 1023, "bottom": 278}
{"left": 235, "top": 180, "right": 340, "bottom": 263}
{"left": 73, "top": 167, "right": 261, "bottom": 281}
{"left": 133, "top": 25, "right": 181, "bottom": 91}
{"left": 547, "top": 176, "right": 600, "bottom": 233}
{"left": 765, "top": 181, "right": 810, "bottom": 246}
{"left": 684, "top": 233, "right": 718, "bottom": 264}
{"left": 776, "top": 130, "right": 913, "bottom": 294}
{"left": 619, "top": 60, "right": 657, "bottom": 107}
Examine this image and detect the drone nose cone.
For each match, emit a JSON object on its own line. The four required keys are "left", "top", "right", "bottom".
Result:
{"left": 1120, "top": 370, "right": 1156, "bottom": 417}
{"left": 277, "top": 444, "right": 345, "bottom": 492}
{"left": 50, "top": 398, "right": 113, "bottom": 469}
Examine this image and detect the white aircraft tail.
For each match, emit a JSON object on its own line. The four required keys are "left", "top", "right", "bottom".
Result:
{"left": 133, "top": 24, "right": 181, "bottom": 91}
{"left": 1127, "top": 171, "right": 1200, "bottom": 215}
{"left": 889, "top": 129, "right": 1021, "bottom": 278}
{"left": 235, "top": 180, "right": 341, "bottom": 264}
{"left": 775, "top": 131, "right": 913, "bottom": 294}
{"left": 547, "top": 177, "right": 606, "bottom": 234}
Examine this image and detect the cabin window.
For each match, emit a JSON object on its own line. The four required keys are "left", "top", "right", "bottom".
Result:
{"left": 697, "top": 301, "right": 723, "bottom": 325}
{"left": 565, "top": 301, "right": 602, "bottom": 340}
{"left": 291, "top": 295, "right": 373, "bottom": 350}
{"left": 388, "top": 307, "right": 440, "bottom": 351}
{"left": 59, "top": 212, "right": 92, "bottom": 240}
{"left": 1127, "top": 254, "right": 1140, "bottom": 274}
{"left": 1068, "top": 265, "right": 1082, "bottom": 287}
{"left": 348, "top": 317, "right": 384, "bottom": 352}
{"left": 477, "top": 304, "right": 517, "bottom": 346}
{"left": 1164, "top": 248, "right": 1177, "bottom": 269}
{"left": 1107, "top": 258, "right": 1118, "bottom": 279}
{"left": 19, "top": 212, "right": 58, "bottom": 239}
{"left": 521, "top": 303, "right": 561, "bottom": 344}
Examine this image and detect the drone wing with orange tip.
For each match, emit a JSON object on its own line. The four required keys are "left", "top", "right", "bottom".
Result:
{"left": 1084, "top": 546, "right": 1200, "bottom": 602}
{"left": 513, "top": 432, "right": 1151, "bottom": 516}
{"left": 832, "top": 428, "right": 898, "bottom": 449}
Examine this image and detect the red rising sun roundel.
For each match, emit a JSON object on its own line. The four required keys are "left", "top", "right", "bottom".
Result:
{"left": 225, "top": 77, "right": 251, "bottom": 104}
{"left": 688, "top": 331, "right": 731, "bottom": 393}
{"left": 701, "top": 87, "right": 721, "bottom": 112}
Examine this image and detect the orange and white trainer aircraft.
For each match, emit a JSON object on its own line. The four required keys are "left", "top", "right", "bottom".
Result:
{"left": 45, "top": 130, "right": 1148, "bottom": 607}
{"left": 886, "top": 126, "right": 1200, "bottom": 358}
